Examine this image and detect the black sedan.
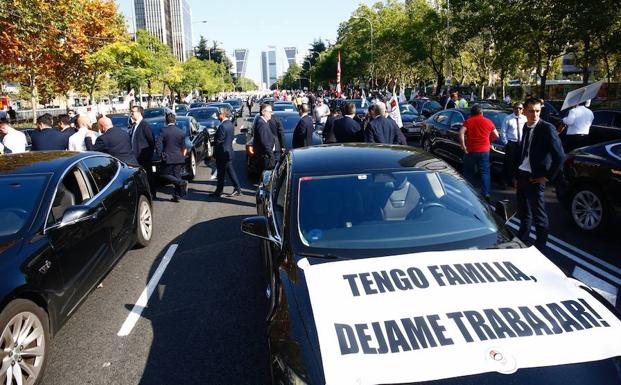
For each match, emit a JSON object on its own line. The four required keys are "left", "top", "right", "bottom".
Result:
{"left": 208, "top": 102, "right": 237, "bottom": 125}
{"left": 146, "top": 115, "right": 212, "bottom": 180}
{"left": 225, "top": 98, "right": 243, "bottom": 117}
{"left": 143, "top": 107, "right": 174, "bottom": 119}
{"left": 241, "top": 144, "right": 621, "bottom": 385}
{"left": 399, "top": 102, "right": 425, "bottom": 140}
{"left": 411, "top": 98, "right": 443, "bottom": 118}
{"left": 186, "top": 107, "right": 220, "bottom": 144}
{"left": 421, "top": 108, "right": 508, "bottom": 174}
{"left": 557, "top": 139, "right": 621, "bottom": 232}
{"left": 0, "top": 151, "right": 152, "bottom": 385}
{"left": 241, "top": 111, "right": 322, "bottom": 178}
{"left": 174, "top": 104, "right": 189, "bottom": 115}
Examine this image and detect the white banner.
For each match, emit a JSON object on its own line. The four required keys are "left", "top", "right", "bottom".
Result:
{"left": 387, "top": 96, "right": 403, "bottom": 128}
{"left": 303, "top": 247, "right": 621, "bottom": 385}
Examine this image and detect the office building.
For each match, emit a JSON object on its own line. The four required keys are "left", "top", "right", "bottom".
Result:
{"left": 261, "top": 46, "right": 278, "bottom": 88}
{"left": 234, "top": 49, "right": 249, "bottom": 79}
{"left": 283, "top": 47, "right": 298, "bottom": 66}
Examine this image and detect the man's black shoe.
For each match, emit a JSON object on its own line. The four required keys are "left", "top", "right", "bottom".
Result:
{"left": 226, "top": 190, "right": 241, "bottom": 197}
{"left": 209, "top": 191, "right": 222, "bottom": 197}
{"left": 171, "top": 196, "right": 180, "bottom": 202}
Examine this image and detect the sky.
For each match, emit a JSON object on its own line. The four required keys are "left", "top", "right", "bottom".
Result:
{"left": 186, "top": 0, "right": 377, "bottom": 85}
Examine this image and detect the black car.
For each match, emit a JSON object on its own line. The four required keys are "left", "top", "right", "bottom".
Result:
{"left": 208, "top": 102, "right": 238, "bottom": 125}
{"left": 241, "top": 111, "right": 322, "bottom": 178}
{"left": 421, "top": 108, "right": 508, "bottom": 174}
{"left": 0, "top": 151, "right": 152, "bottom": 385}
{"left": 576, "top": 109, "right": 621, "bottom": 146}
{"left": 241, "top": 144, "right": 621, "bottom": 385}
{"left": 174, "top": 104, "right": 189, "bottom": 115}
{"left": 146, "top": 115, "right": 212, "bottom": 180}
{"left": 411, "top": 98, "right": 443, "bottom": 118}
{"left": 189, "top": 102, "right": 208, "bottom": 109}
{"left": 273, "top": 102, "right": 298, "bottom": 112}
{"left": 225, "top": 98, "right": 243, "bottom": 117}
{"left": 399, "top": 102, "right": 425, "bottom": 140}
{"left": 108, "top": 114, "right": 131, "bottom": 132}
{"left": 143, "top": 107, "right": 174, "bottom": 119}
{"left": 186, "top": 107, "right": 220, "bottom": 144}
{"left": 556, "top": 139, "right": 621, "bottom": 232}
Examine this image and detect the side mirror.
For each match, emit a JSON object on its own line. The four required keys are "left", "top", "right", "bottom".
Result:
{"left": 494, "top": 199, "right": 514, "bottom": 222}
{"left": 59, "top": 205, "right": 97, "bottom": 228}
{"left": 241, "top": 216, "right": 278, "bottom": 243}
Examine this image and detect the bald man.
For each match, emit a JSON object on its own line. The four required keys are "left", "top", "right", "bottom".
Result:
{"left": 68, "top": 115, "right": 95, "bottom": 151}
{"left": 86, "top": 116, "right": 138, "bottom": 166}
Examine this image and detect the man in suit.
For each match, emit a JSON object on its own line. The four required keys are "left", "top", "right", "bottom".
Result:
{"left": 130, "top": 105, "right": 156, "bottom": 193}
{"left": 86, "top": 116, "right": 138, "bottom": 166}
{"left": 57, "top": 114, "right": 76, "bottom": 145}
{"left": 515, "top": 98, "right": 565, "bottom": 251}
{"left": 253, "top": 103, "right": 276, "bottom": 176}
{"left": 31, "top": 113, "right": 68, "bottom": 151}
{"left": 333, "top": 102, "right": 363, "bottom": 143}
{"left": 211, "top": 107, "right": 242, "bottom": 197}
{"left": 292, "top": 104, "right": 314, "bottom": 149}
{"left": 268, "top": 112, "right": 286, "bottom": 162}
{"left": 365, "top": 102, "right": 406, "bottom": 145}
{"left": 156, "top": 112, "right": 188, "bottom": 201}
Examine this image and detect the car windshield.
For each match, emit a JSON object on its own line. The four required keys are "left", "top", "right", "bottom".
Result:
{"left": 400, "top": 104, "right": 418, "bottom": 114}
{"left": 0, "top": 175, "right": 49, "bottom": 240}
{"left": 273, "top": 104, "right": 297, "bottom": 112}
{"left": 276, "top": 115, "right": 301, "bottom": 131}
{"left": 188, "top": 108, "right": 218, "bottom": 120}
{"left": 423, "top": 100, "right": 442, "bottom": 110}
{"left": 143, "top": 109, "right": 166, "bottom": 119}
{"left": 297, "top": 171, "right": 498, "bottom": 250}
{"left": 483, "top": 110, "right": 509, "bottom": 129}
{"left": 227, "top": 100, "right": 241, "bottom": 107}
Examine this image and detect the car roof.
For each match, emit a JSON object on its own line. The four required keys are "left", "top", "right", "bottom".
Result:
{"left": 290, "top": 144, "right": 457, "bottom": 176}
{"left": 273, "top": 111, "right": 300, "bottom": 118}
{"left": 145, "top": 115, "right": 193, "bottom": 122}
{"left": 0, "top": 151, "right": 94, "bottom": 175}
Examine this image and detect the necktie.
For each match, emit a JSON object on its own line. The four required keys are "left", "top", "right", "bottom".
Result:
{"left": 516, "top": 117, "right": 521, "bottom": 142}
{"left": 521, "top": 126, "right": 531, "bottom": 162}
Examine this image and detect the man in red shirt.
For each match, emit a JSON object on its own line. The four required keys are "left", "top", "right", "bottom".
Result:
{"left": 459, "top": 104, "right": 499, "bottom": 202}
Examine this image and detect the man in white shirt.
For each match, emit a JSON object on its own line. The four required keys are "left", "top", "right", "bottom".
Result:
{"left": 313, "top": 99, "right": 330, "bottom": 126}
{"left": 68, "top": 115, "right": 94, "bottom": 151}
{"left": 499, "top": 103, "right": 528, "bottom": 187}
{"left": 562, "top": 101, "right": 594, "bottom": 152}
{"left": 0, "top": 118, "right": 27, "bottom": 153}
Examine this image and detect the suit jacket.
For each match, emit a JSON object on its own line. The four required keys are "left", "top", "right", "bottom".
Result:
{"left": 30, "top": 128, "right": 68, "bottom": 151}
{"left": 518, "top": 119, "right": 565, "bottom": 180}
{"left": 131, "top": 119, "right": 155, "bottom": 165}
{"left": 365, "top": 116, "right": 404, "bottom": 145}
{"left": 157, "top": 124, "right": 186, "bottom": 164}
{"left": 86, "top": 126, "right": 138, "bottom": 166}
{"left": 292, "top": 115, "right": 314, "bottom": 149}
{"left": 333, "top": 116, "right": 363, "bottom": 143}
{"left": 58, "top": 128, "right": 77, "bottom": 146}
{"left": 268, "top": 115, "right": 286, "bottom": 151}
{"left": 322, "top": 115, "right": 338, "bottom": 144}
{"left": 253, "top": 117, "right": 275, "bottom": 157}
{"left": 214, "top": 119, "right": 236, "bottom": 162}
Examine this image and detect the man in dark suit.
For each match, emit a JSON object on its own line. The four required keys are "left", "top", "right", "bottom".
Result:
{"left": 365, "top": 102, "right": 405, "bottom": 145}
{"left": 292, "top": 104, "right": 314, "bottom": 149}
{"left": 333, "top": 102, "right": 363, "bottom": 143}
{"left": 156, "top": 112, "right": 188, "bottom": 201}
{"left": 253, "top": 103, "right": 276, "bottom": 176}
{"left": 57, "top": 114, "right": 76, "bottom": 145}
{"left": 130, "top": 105, "right": 156, "bottom": 193}
{"left": 86, "top": 116, "right": 138, "bottom": 166}
{"left": 268, "top": 112, "right": 286, "bottom": 162}
{"left": 515, "top": 98, "right": 565, "bottom": 251}
{"left": 31, "top": 113, "right": 68, "bottom": 151}
{"left": 211, "top": 107, "right": 241, "bottom": 197}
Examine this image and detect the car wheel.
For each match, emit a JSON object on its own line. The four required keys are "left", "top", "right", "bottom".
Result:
{"left": 188, "top": 151, "right": 197, "bottom": 181}
{"left": 422, "top": 137, "right": 433, "bottom": 153}
{"left": 0, "top": 299, "right": 49, "bottom": 385}
{"left": 135, "top": 195, "right": 153, "bottom": 248}
{"left": 570, "top": 186, "right": 608, "bottom": 232}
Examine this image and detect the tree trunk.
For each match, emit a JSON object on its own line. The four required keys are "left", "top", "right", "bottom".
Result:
{"left": 147, "top": 81, "right": 152, "bottom": 108}
{"left": 30, "top": 76, "right": 38, "bottom": 124}
{"left": 581, "top": 37, "right": 591, "bottom": 86}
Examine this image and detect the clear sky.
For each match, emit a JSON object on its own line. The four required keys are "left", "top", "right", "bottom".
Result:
{"left": 186, "top": 0, "right": 377, "bottom": 85}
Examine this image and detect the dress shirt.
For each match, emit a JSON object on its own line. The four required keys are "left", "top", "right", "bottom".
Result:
{"left": 68, "top": 128, "right": 90, "bottom": 151}
{"left": 500, "top": 113, "right": 527, "bottom": 144}
{"left": 314, "top": 104, "right": 330, "bottom": 124}
{"left": 562, "top": 105, "right": 594, "bottom": 135}
{"left": 1, "top": 128, "right": 27, "bottom": 153}
{"left": 518, "top": 123, "right": 537, "bottom": 173}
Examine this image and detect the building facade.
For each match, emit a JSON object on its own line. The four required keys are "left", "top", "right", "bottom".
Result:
{"left": 234, "top": 49, "right": 249, "bottom": 79}
{"left": 261, "top": 46, "right": 278, "bottom": 88}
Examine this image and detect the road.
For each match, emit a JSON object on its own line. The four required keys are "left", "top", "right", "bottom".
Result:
{"left": 40, "top": 117, "right": 620, "bottom": 385}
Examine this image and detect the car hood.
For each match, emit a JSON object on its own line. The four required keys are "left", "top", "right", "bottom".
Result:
{"left": 287, "top": 248, "right": 621, "bottom": 385}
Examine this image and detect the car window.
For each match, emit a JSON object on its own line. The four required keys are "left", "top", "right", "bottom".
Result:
{"left": 48, "top": 165, "right": 93, "bottom": 225}
{"left": 450, "top": 112, "right": 465, "bottom": 126}
{"left": 0, "top": 175, "right": 49, "bottom": 240}
{"left": 297, "top": 171, "right": 498, "bottom": 251}
{"left": 188, "top": 109, "right": 218, "bottom": 120}
{"left": 82, "top": 156, "right": 119, "bottom": 192}
{"left": 434, "top": 111, "right": 452, "bottom": 125}
{"left": 400, "top": 104, "right": 418, "bottom": 114}
{"left": 273, "top": 162, "right": 289, "bottom": 233}
{"left": 483, "top": 111, "right": 509, "bottom": 129}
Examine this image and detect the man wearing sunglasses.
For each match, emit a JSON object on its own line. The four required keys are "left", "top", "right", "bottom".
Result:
{"left": 499, "top": 102, "right": 528, "bottom": 188}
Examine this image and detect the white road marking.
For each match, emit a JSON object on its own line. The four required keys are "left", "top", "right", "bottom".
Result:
{"left": 509, "top": 217, "right": 621, "bottom": 276}
{"left": 573, "top": 266, "right": 618, "bottom": 305}
{"left": 117, "top": 244, "right": 178, "bottom": 337}
{"left": 505, "top": 221, "right": 621, "bottom": 287}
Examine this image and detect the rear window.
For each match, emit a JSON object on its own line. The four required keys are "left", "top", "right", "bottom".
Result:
{"left": 188, "top": 109, "right": 218, "bottom": 120}
{"left": 144, "top": 109, "right": 165, "bottom": 119}
{"left": 0, "top": 175, "right": 49, "bottom": 239}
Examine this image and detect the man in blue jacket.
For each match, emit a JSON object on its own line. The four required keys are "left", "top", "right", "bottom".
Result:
{"left": 253, "top": 103, "right": 276, "bottom": 176}
{"left": 365, "top": 102, "right": 406, "bottom": 145}
{"left": 292, "top": 104, "right": 314, "bottom": 149}
{"left": 211, "top": 107, "right": 241, "bottom": 197}
{"left": 156, "top": 112, "right": 188, "bottom": 201}
{"left": 86, "top": 116, "right": 138, "bottom": 166}
{"left": 31, "top": 113, "right": 68, "bottom": 151}
{"left": 515, "top": 98, "right": 565, "bottom": 250}
{"left": 333, "top": 102, "right": 363, "bottom": 143}
{"left": 130, "top": 105, "right": 156, "bottom": 193}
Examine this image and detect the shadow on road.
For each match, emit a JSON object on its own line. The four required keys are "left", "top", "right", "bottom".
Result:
{"left": 135, "top": 214, "right": 270, "bottom": 385}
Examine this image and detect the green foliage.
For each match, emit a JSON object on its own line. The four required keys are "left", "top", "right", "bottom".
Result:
{"left": 280, "top": 63, "right": 302, "bottom": 90}
{"left": 236, "top": 77, "right": 258, "bottom": 91}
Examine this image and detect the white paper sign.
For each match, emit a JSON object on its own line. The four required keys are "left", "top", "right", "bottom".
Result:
{"left": 303, "top": 247, "right": 621, "bottom": 385}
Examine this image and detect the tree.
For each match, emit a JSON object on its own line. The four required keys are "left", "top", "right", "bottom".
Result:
{"left": 194, "top": 36, "right": 210, "bottom": 61}
{"left": 280, "top": 63, "right": 302, "bottom": 90}
{"left": 301, "top": 39, "right": 328, "bottom": 89}
{"left": 237, "top": 77, "right": 258, "bottom": 92}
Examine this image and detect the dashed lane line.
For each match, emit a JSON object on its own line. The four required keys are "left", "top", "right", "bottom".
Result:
{"left": 117, "top": 244, "right": 179, "bottom": 337}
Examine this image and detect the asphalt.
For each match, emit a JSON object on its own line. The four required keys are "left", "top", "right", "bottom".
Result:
{"left": 39, "top": 115, "right": 621, "bottom": 385}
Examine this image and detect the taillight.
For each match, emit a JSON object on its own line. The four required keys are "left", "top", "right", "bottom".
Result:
{"left": 246, "top": 144, "right": 254, "bottom": 156}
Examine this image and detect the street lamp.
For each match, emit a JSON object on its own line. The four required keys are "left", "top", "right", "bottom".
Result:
{"left": 352, "top": 15, "right": 374, "bottom": 89}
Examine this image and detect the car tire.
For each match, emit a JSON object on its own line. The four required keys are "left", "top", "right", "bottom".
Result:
{"left": 135, "top": 195, "right": 153, "bottom": 248}
{"left": 0, "top": 299, "right": 50, "bottom": 385}
{"left": 187, "top": 151, "right": 197, "bottom": 181}
{"left": 422, "top": 136, "right": 433, "bottom": 153}
{"left": 570, "top": 185, "right": 609, "bottom": 232}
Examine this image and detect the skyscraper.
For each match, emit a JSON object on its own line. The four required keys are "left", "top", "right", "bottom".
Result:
{"left": 283, "top": 47, "right": 298, "bottom": 66}
{"left": 234, "top": 49, "right": 249, "bottom": 79}
{"left": 126, "top": 0, "right": 193, "bottom": 62}
{"left": 261, "top": 46, "right": 278, "bottom": 88}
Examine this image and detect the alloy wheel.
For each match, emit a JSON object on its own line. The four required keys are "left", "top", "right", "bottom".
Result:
{"left": 0, "top": 311, "right": 46, "bottom": 385}
{"left": 571, "top": 190, "right": 603, "bottom": 230}
{"left": 139, "top": 200, "right": 153, "bottom": 241}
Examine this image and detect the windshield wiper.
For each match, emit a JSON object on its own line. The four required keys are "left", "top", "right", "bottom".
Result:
{"left": 297, "top": 252, "right": 347, "bottom": 260}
